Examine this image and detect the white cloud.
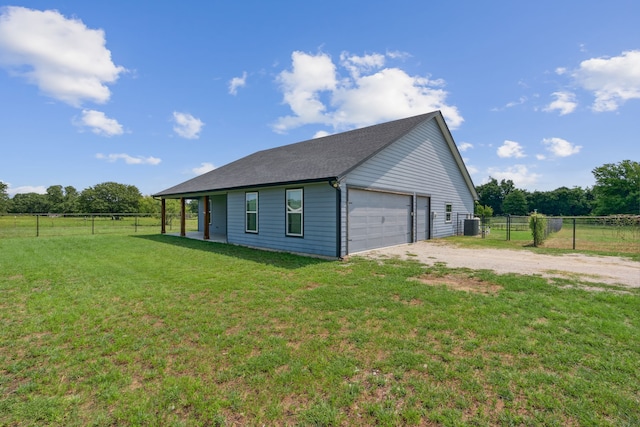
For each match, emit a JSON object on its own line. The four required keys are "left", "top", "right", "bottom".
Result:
{"left": 497, "top": 140, "right": 526, "bottom": 158}
{"left": 491, "top": 96, "right": 527, "bottom": 112}
{"left": 273, "top": 50, "right": 463, "bottom": 133}
{"left": 542, "top": 137, "right": 582, "bottom": 157}
{"left": 76, "top": 109, "right": 123, "bottom": 136}
{"left": 555, "top": 67, "right": 567, "bottom": 75}
{"left": 487, "top": 165, "right": 541, "bottom": 188}
{"left": 192, "top": 162, "right": 215, "bottom": 175}
{"left": 96, "top": 153, "right": 161, "bottom": 165}
{"left": 536, "top": 154, "right": 546, "bottom": 160}
{"left": 0, "top": 6, "right": 126, "bottom": 107}
{"left": 5, "top": 184, "right": 47, "bottom": 196}
{"left": 313, "top": 130, "right": 331, "bottom": 139}
{"left": 457, "top": 142, "right": 473, "bottom": 152}
{"left": 573, "top": 50, "right": 640, "bottom": 112}
{"left": 543, "top": 91, "right": 577, "bottom": 115}
{"left": 228, "top": 71, "right": 247, "bottom": 95}
{"left": 172, "top": 112, "right": 204, "bottom": 139}
{"left": 340, "top": 51, "right": 386, "bottom": 78}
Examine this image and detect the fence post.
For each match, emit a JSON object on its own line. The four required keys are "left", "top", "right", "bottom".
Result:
{"left": 135, "top": 215, "right": 138, "bottom": 233}
{"left": 573, "top": 218, "right": 576, "bottom": 250}
{"left": 92, "top": 215, "right": 95, "bottom": 235}
{"left": 506, "top": 215, "right": 511, "bottom": 241}
{"left": 36, "top": 214, "right": 39, "bottom": 237}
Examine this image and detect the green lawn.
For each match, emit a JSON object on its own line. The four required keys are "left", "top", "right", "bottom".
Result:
{"left": 1, "top": 234, "right": 639, "bottom": 426}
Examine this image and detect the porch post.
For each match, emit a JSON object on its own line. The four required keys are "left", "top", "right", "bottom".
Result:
{"left": 203, "top": 195, "right": 210, "bottom": 240}
{"left": 161, "top": 199, "right": 166, "bottom": 234}
{"left": 180, "top": 197, "right": 186, "bottom": 237}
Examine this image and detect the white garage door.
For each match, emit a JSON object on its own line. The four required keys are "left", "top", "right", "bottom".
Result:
{"left": 348, "top": 189, "right": 412, "bottom": 253}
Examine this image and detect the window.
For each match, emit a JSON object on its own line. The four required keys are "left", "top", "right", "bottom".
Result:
{"left": 286, "top": 189, "right": 303, "bottom": 237}
{"left": 246, "top": 192, "right": 258, "bottom": 233}
{"left": 445, "top": 203, "right": 452, "bottom": 223}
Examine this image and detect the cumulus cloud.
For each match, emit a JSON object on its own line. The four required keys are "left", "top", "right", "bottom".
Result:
{"left": 543, "top": 91, "right": 577, "bottom": 115}
{"left": 96, "top": 153, "right": 161, "bottom": 165}
{"left": 542, "top": 137, "right": 582, "bottom": 157}
{"left": 497, "top": 140, "right": 526, "bottom": 158}
{"left": 0, "top": 6, "right": 126, "bottom": 106}
{"left": 5, "top": 184, "right": 47, "bottom": 196}
{"left": 228, "top": 71, "right": 247, "bottom": 95}
{"left": 172, "top": 112, "right": 204, "bottom": 139}
{"left": 573, "top": 50, "right": 640, "bottom": 112}
{"left": 76, "top": 109, "right": 123, "bottom": 136}
{"left": 192, "top": 162, "right": 215, "bottom": 175}
{"left": 487, "top": 165, "right": 541, "bottom": 188}
{"left": 273, "top": 50, "right": 463, "bottom": 133}
{"left": 457, "top": 142, "right": 473, "bottom": 152}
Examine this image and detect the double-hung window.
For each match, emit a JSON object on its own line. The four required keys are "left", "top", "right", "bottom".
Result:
{"left": 445, "top": 203, "right": 452, "bottom": 223}
{"left": 286, "top": 189, "right": 303, "bottom": 237}
{"left": 246, "top": 192, "right": 258, "bottom": 233}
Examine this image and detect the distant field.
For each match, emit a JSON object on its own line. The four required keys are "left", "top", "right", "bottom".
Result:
{"left": 0, "top": 214, "right": 197, "bottom": 238}
{"left": 1, "top": 234, "right": 638, "bottom": 426}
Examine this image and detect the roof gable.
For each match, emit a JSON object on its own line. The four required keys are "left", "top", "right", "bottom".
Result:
{"left": 154, "top": 111, "right": 438, "bottom": 197}
{"left": 153, "top": 110, "right": 477, "bottom": 200}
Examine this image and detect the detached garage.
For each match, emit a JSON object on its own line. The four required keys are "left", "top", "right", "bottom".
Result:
{"left": 154, "top": 110, "right": 478, "bottom": 258}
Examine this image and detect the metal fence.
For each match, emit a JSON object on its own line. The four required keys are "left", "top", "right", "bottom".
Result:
{"left": 478, "top": 215, "right": 640, "bottom": 253}
{"left": 0, "top": 213, "right": 198, "bottom": 238}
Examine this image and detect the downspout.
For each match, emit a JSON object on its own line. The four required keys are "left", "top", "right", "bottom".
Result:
{"left": 329, "top": 178, "right": 342, "bottom": 259}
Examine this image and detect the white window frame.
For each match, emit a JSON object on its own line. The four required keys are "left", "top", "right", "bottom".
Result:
{"left": 245, "top": 192, "right": 258, "bottom": 233}
{"left": 445, "top": 203, "right": 452, "bottom": 223}
{"left": 286, "top": 188, "right": 303, "bottom": 237}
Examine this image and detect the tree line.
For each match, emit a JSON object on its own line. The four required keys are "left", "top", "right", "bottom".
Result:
{"left": 1, "top": 160, "right": 638, "bottom": 216}
{"left": 0, "top": 181, "right": 198, "bottom": 215}
{"left": 475, "top": 160, "right": 639, "bottom": 217}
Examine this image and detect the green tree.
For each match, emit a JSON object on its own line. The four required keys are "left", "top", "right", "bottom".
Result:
{"left": 592, "top": 160, "right": 640, "bottom": 215}
{"left": 474, "top": 202, "right": 494, "bottom": 218}
{"left": 61, "top": 186, "right": 80, "bottom": 213}
{"left": 503, "top": 189, "right": 528, "bottom": 215}
{"left": 78, "top": 182, "right": 142, "bottom": 213}
{"left": 0, "top": 181, "right": 10, "bottom": 213}
{"left": 9, "top": 193, "right": 50, "bottom": 213}
{"left": 476, "top": 177, "right": 516, "bottom": 216}
{"left": 46, "top": 185, "right": 65, "bottom": 213}
{"left": 138, "top": 195, "right": 161, "bottom": 214}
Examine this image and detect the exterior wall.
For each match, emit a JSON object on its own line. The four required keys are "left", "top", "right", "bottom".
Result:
{"left": 226, "top": 182, "right": 338, "bottom": 257}
{"left": 342, "top": 118, "right": 475, "bottom": 253}
{"left": 197, "top": 195, "right": 227, "bottom": 237}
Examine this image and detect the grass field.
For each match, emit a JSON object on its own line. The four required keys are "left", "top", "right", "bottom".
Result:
{"left": 1, "top": 233, "right": 638, "bottom": 425}
{"left": 0, "top": 215, "right": 197, "bottom": 238}
{"left": 457, "top": 219, "right": 639, "bottom": 261}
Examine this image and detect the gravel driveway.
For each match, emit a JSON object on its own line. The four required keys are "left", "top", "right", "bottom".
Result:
{"left": 362, "top": 240, "right": 640, "bottom": 289}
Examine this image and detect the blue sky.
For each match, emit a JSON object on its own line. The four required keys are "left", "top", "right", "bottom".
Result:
{"left": 1, "top": 1, "right": 638, "bottom": 197}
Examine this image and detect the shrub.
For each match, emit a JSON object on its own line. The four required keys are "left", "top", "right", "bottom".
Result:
{"left": 529, "top": 213, "right": 547, "bottom": 247}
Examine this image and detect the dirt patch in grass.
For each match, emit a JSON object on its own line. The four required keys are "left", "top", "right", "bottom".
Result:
{"left": 409, "top": 273, "right": 503, "bottom": 295}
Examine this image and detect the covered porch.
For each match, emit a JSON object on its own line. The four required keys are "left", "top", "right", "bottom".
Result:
{"left": 160, "top": 194, "right": 227, "bottom": 241}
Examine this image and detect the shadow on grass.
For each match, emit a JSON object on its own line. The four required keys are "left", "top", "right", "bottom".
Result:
{"left": 132, "top": 233, "right": 331, "bottom": 270}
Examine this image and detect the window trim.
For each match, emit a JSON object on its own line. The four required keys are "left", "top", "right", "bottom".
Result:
{"left": 285, "top": 188, "right": 303, "bottom": 237}
{"left": 245, "top": 192, "right": 258, "bottom": 233}
{"left": 445, "top": 203, "right": 452, "bottom": 223}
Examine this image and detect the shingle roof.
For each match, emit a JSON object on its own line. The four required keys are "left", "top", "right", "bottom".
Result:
{"left": 154, "top": 111, "right": 441, "bottom": 197}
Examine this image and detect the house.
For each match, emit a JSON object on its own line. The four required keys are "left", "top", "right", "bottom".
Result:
{"left": 154, "top": 110, "right": 478, "bottom": 258}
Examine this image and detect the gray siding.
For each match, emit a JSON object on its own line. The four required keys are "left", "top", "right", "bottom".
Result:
{"left": 344, "top": 118, "right": 475, "bottom": 243}
{"left": 227, "top": 182, "right": 338, "bottom": 257}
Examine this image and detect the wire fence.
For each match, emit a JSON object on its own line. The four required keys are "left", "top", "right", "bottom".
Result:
{"left": 478, "top": 215, "right": 640, "bottom": 253}
{"left": 0, "top": 213, "right": 198, "bottom": 238}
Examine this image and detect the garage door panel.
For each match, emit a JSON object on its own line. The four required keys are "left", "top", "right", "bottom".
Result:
{"left": 348, "top": 189, "right": 412, "bottom": 253}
